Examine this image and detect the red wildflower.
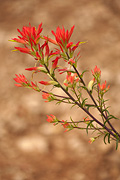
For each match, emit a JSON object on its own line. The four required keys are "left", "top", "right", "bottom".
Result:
{"left": 45, "top": 25, "right": 75, "bottom": 51}
{"left": 12, "top": 23, "right": 43, "bottom": 46}
{"left": 98, "top": 81, "right": 110, "bottom": 92}
{"left": 14, "top": 74, "right": 29, "bottom": 87}
{"left": 68, "top": 58, "right": 75, "bottom": 65}
{"left": 46, "top": 114, "right": 56, "bottom": 123}
{"left": 91, "top": 65, "right": 101, "bottom": 76}
{"left": 61, "top": 120, "right": 70, "bottom": 128}
{"left": 64, "top": 72, "right": 79, "bottom": 87}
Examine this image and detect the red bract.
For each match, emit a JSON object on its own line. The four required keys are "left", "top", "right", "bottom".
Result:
{"left": 52, "top": 25, "right": 75, "bottom": 44}
{"left": 12, "top": 23, "right": 43, "bottom": 46}
{"left": 31, "top": 81, "right": 40, "bottom": 91}
{"left": 14, "top": 74, "right": 29, "bottom": 87}
{"left": 15, "top": 47, "right": 31, "bottom": 54}
{"left": 45, "top": 25, "right": 75, "bottom": 51}
{"left": 98, "top": 81, "right": 110, "bottom": 92}
{"left": 92, "top": 65, "right": 101, "bottom": 76}
{"left": 39, "top": 81, "right": 50, "bottom": 85}
{"left": 25, "top": 67, "right": 39, "bottom": 71}
{"left": 52, "top": 56, "right": 60, "bottom": 69}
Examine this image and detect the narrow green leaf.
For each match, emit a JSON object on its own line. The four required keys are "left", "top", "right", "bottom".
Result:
{"left": 103, "top": 133, "right": 109, "bottom": 144}
{"left": 116, "top": 139, "right": 119, "bottom": 150}
{"left": 108, "top": 133, "right": 110, "bottom": 144}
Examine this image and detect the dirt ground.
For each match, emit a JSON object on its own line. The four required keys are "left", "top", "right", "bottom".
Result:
{"left": 0, "top": 0, "right": 120, "bottom": 180}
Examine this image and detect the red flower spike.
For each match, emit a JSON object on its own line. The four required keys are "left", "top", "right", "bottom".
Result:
{"left": 14, "top": 74, "right": 30, "bottom": 87}
{"left": 92, "top": 65, "right": 101, "bottom": 76}
{"left": 49, "top": 25, "right": 75, "bottom": 48}
{"left": 12, "top": 23, "right": 43, "bottom": 53}
{"left": 98, "top": 81, "right": 110, "bottom": 92}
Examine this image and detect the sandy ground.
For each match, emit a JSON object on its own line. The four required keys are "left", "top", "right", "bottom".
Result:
{"left": 0, "top": 0, "right": 120, "bottom": 179}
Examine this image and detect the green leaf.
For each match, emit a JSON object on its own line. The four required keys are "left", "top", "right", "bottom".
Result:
{"left": 80, "top": 69, "right": 88, "bottom": 78}
{"left": 116, "top": 138, "right": 119, "bottom": 150}
{"left": 103, "top": 133, "right": 109, "bottom": 144}
{"left": 108, "top": 133, "right": 111, "bottom": 144}
{"left": 86, "top": 121, "right": 93, "bottom": 134}
{"left": 81, "top": 98, "right": 88, "bottom": 108}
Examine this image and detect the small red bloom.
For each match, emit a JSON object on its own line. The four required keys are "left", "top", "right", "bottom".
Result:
{"left": 61, "top": 120, "right": 70, "bottom": 128}
{"left": 91, "top": 65, "right": 101, "bottom": 76}
{"left": 64, "top": 72, "right": 79, "bottom": 87}
{"left": 68, "top": 58, "right": 75, "bottom": 65}
{"left": 14, "top": 74, "right": 29, "bottom": 87}
{"left": 88, "top": 137, "right": 95, "bottom": 144}
{"left": 98, "top": 81, "right": 110, "bottom": 92}
{"left": 45, "top": 25, "right": 75, "bottom": 51}
{"left": 46, "top": 114, "right": 56, "bottom": 123}
{"left": 42, "top": 92, "right": 52, "bottom": 102}
{"left": 14, "top": 23, "right": 42, "bottom": 46}
{"left": 12, "top": 23, "right": 43, "bottom": 56}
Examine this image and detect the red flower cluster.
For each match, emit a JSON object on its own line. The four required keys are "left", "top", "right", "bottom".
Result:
{"left": 14, "top": 74, "right": 29, "bottom": 87}
{"left": 42, "top": 92, "right": 52, "bottom": 102}
{"left": 64, "top": 72, "right": 79, "bottom": 87}
{"left": 92, "top": 65, "right": 101, "bottom": 76}
{"left": 12, "top": 23, "right": 43, "bottom": 55}
{"left": 46, "top": 114, "right": 56, "bottom": 123}
{"left": 98, "top": 81, "right": 110, "bottom": 93}
{"left": 14, "top": 74, "right": 39, "bottom": 91}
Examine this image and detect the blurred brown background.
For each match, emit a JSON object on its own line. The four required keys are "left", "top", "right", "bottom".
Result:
{"left": 0, "top": 0, "right": 120, "bottom": 179}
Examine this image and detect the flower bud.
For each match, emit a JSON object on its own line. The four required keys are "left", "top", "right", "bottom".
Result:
{"left": 87, "top": 79, "right": 94, "bottom": 92}
{"left": 48, "top": 81, "right": 58, "bottom": 85}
